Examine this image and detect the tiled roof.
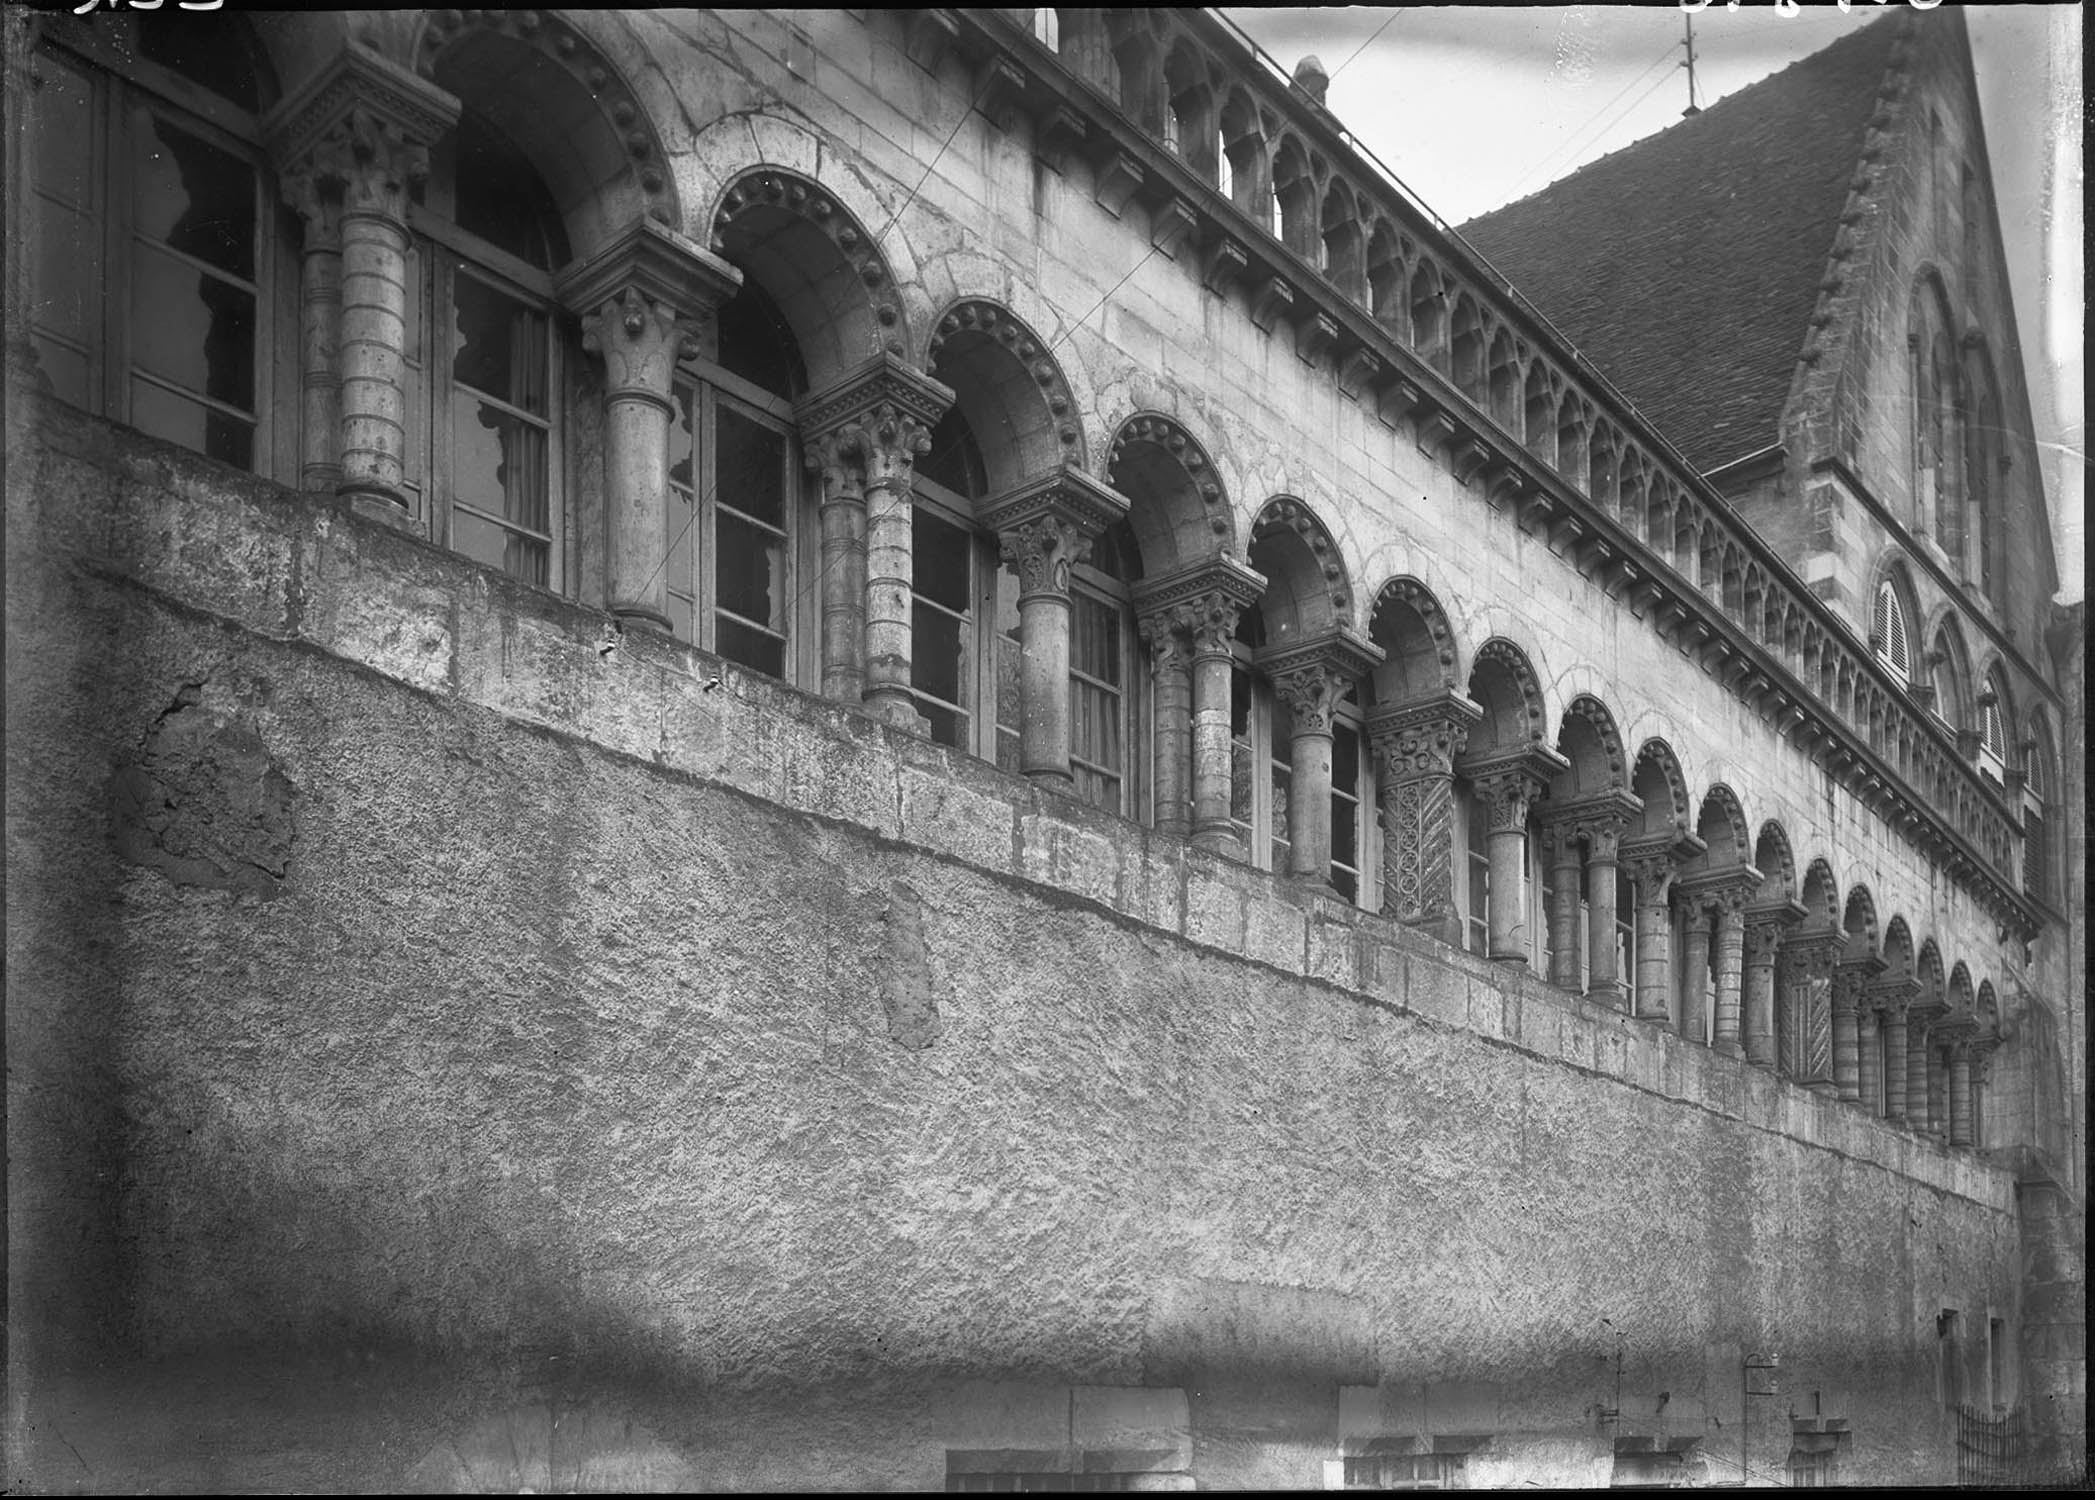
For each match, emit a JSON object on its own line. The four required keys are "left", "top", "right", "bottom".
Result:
{"left": 1457, "top": 16, "right": 1904, "bottom": 475}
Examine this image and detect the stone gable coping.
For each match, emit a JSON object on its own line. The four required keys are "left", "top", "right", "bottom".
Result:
{"left": 262, "top": 42, "right": 460, "bottom": 171}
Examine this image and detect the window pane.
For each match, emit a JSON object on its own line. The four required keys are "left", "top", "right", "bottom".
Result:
{"left": 716, "top": 511, "right": 786, "bottom": 637}
{"left": 129, "top": 377, "right": 251, "bottom": 467}
{"left": 666, "top": 483, "right": 696, "bottom": 619}
{"left": 1072, "top": 590, "right": 1122, "bottom": 684}
{"left": 913, "top": 506, "right": 975, "bottom": 613}
{"left": 451, "top": 505, "right": 548, "bottom": 588}
{"left": 31, "top": 334, "right": 91, "bottom": 409}
{"left": 130, "top": 243, "right": 254, "bottom": 409}
{"left": 716, "top": 405, "right": 786, "bottom": 529}
{"left": 920, "top": 699, "right": 967, "bottom": 751}
{"left": 913, "top": 602, "right": 966, "bottom": 707}
{"left": 995, "top": 570, "right": 1022, "bottom": 752}
{"left": 716, "top": 616, "right": 786, "bottom": 679}
{"left": 1229, "top": 665, "right": 1255, "bottom": 833}
{"left": 34, "top": 56, "right": 95, "bottom": 208}
{"left": 36, "top": 201, "right": 100, "bottom": 350}
{"left": 451, "top": 394, "right": 549, "bottom": 538}
{"left": 130, "top": 112, "right": 255, "bottom": 280}
{"left": 451, "top": 272, "right": 548, "bottom": 416}
{"left": 670, "top": 386, "right": 696, "bottom": 495}
{"left": 137, "top": 13, "right": 263, "bottom": 112}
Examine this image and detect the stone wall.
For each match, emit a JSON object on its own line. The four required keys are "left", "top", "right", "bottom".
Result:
{"left": 4, "top": 399, "right": 2031, "bottom": 1490}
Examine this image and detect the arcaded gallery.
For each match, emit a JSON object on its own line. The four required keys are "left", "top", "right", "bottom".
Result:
{"left": 3, "top": 5, "right": 2082, "bottom": 1490}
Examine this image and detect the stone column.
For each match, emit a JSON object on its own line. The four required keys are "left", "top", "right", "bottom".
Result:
{"left": 1366, "top": 693, "right": 1482, "bottom": 948}
{"left": 1947, "top": 1039, "right": 1974, "bottom": 1146}
{"left": 1905, "top": 994, "right": 1945, "bottom": 1139}
{"left": 1741, "top": 901, "right": 1801, "bottom": 1070}
{"left": 1544, "top": 820, "right": 1584, "bottom": 991}
{"left": 794, "top": 354, "right": 955, "bottom": 723}
{"left": 1857, "top": 1003, "right": 1882, "bottom": 1116}
{"left": 1572, "top": 807, "right": 1635, "bottom": 1010}
{"left": 1679, "top": 904, "right": 1712, "bottom": 1044}
{"left": 1255, "top": 631, "right": 1383, "bottom": 885}
{"left": 1872, "top": 979, "right": 1917, "bottom": 1123}
{"left": 279, "top": 168, "right": 345, "bottom": 491}
{"left": 1703, "top": 879, "right": 1757, "bottom": 1058}
{"left": 1059, "top": 7, "right": 1117, "bottom": 89}
{"left": 1134, "top": 558, "right": 1263, "bottom": 856}
{"left": 1620, "top": 840, "right": 1679, "bottom": 1024}
{"left": 264, "top": 48, "right": 461, "bottom": 526}
{"left": 979, "top": 467, "right": 1129, "bottom": 787}
{"left": 1139, "top": 613, "right": 1193, "bottom": 835}
{"left": 1784, "top": 932, "right": 1842, "bottom": 1095}
{"left": 558, "top": 219, "right": 742, "bottom": 631}
{"left": 1462, "top": 747, "right": 1564, "bottom": 966}
{"left": 1832, "top": 955, "right": 1882, "bottom": 1104}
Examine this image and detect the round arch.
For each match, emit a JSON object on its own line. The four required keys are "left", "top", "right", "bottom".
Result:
{"left": 1554, "top": 695, "right": 1628, "bottom": 798}
{"left": 1366, "top": 577, "right": 1460, "bottom": 704}
{"left": 1800, "top": 857, "right": 1840, "bottom": 931}
{"left": 925, "top": 300, "right": 1084, "bottom": 490}
{"left": 1465, "top": 638, "right": 1548, "bottom": 755}
{"left": 1247, "top": 497, "right": 1357, "bottom": 645}
{"left": 1841, "top": 885, "right": 1879, "bottom": 960}
{"left": 1629, "top": 739, "right": 1692, "bottom": 840}
{"left": 1753, "top": 822, "right": 1797, "bottom": 902}
{"left": 1106, "top": 413, "right": 1233, "bottom": 573}
{"left": 1692, "top": 785, "right": 1752, "bottom": 868}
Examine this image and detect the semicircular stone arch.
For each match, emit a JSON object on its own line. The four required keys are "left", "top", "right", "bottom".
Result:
{"left": 1841, "top": 884, "right": 1879, "bottom": 960}
{"left": 1947, "top": 961, "right": 1975, "bottom": 1014}
{"left": 1753, "top": 821, "right": 1796, "bottom": 902}
{"left": 1554, "top": 694, "right": 1627, "bottom": 799}
{"left": 1248, "top": 497, "right": 1357, "bottom": 645}
{"left": 1465, "top": 637, "right": 1548, "bottom": 755}
{"left": 710, "top": 166, "right": 908, "bottom": 382}
{"left": 1916, "top": 938, "right": 1946, "bottom": 1002}
{"left": 1881, "top": 915, "right": 1916, "bottom": 979}
{"left": 413, "top": 10, "right": 677, "bottom": 255}
{"left": 925, "top": 300, "right": 1084, "bottom": 489}
{"left": 1629, "top": 739, "right": 1691, "bottom": 840}
{"left": 1693, "top": 785, "right": 1752, "bottom": 869}
{"left": 1366, "top": 577, "right": 1459, "bottom": 705}
{"left": 1107, "top": 413, "right": 1233, "bottom": 574}
{"left": 1800, "top": 857, "right": 1840, "bottom": 931}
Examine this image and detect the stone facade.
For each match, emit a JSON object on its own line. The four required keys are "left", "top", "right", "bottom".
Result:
{"left": 3, "top": 6, "right": 2080, "bottom": 1491}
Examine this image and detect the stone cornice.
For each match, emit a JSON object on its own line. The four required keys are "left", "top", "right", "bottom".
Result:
{"left": 1539, "top": 787, "right": 1644, "bottom": 834}
{"left": 1131, "top": 553, "right": 1266, "bottom": 618}
{"left": 554, "top": 217, "right": 742, "bottom": 325}
{"left": 793, "top": 351, "right": 955, "bottom": 445}
{"left": 977, "top": 464, "right": 1130, "bottom": 540}
{"left": 261, "top": 42, "right": 460, "bottom": 171}
{"left": 1678, "top": 863, "right": 1765, "bottom": 908}
{"left": 940, "top": 7, "right": 2039, "bottom": 941}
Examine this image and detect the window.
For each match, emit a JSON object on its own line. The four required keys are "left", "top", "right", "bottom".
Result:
{"left": 1070, "top": 522, "right": 1140, "bottom": 816}
{"left": 1977, "top": 674, "right": 2008, "bottom": 778}
{"left": 30, "top": 17, "right": 279, "bottom": 471}
{"left": 1615, "top": 868, "right": 1636, "bottom": 993}
{"left": 1871, "top": 579, "right": 1911, "bottom": 684}
{"left": 1342, "top": 1453, "right": 1464, "bottom": 1490}
{"left": 404, "top": 110, "right": 571, "bottom": 588}
{"left": 1938, "top": 1309, "right": 1966, "bottom": 1407}
{"left": 1461, "top": 784, "right": 1490, "bottom": 956}
{"left": 2021, "top": 744, "right": 2051, "bottom": 902}
{"left": 1785, "top": 1436, "right": 1845, "bottom": 1488}
{"left": 667, "top": 281, "right": 808, "bottom": 679}
{"left": 1988, "top": 1317, "right": 2006, "bottom": 1410}
{"left": 1030, "top": 7, "right": 1059, "bottom": 49}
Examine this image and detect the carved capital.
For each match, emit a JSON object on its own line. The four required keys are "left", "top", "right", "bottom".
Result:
{"left": 1833, "top": 954, "right": 1886, "bottom": 1013}
{"left": 1868, "top": 975, "right": 1920, "bottom": 1018}
{"left": 1546, "top": 788, "right": 1643, "bottom": 859}
{"left": 998, "top": 513, "right": 1092, "bottom": 597}
{"left": 1461, "top": 742, "right": 1569, "bottom": 833}
{"left": 1255, "top": 630, "right": 1383, "bottom": 738}
{"left": 979, "top": 465, "right": 1129, "bottom": 599}
{"left": 279, "top": 167, "right": 345, "bottom": 250}
{"left": 1138, "top": 611, "right": 1192, "bottom": 676}
{"left": 556, "top": 219, "right": 741, "bottom": 396}
{"left": 577, "top": 287, "right": 686, "bottom": 403}
{"left": 263, "top": 44, "right": 460, "bottom": 226}
{"left": 1133, "top": 555, "right": 1266, "bottom": 660}
{"left": 1679, "top": 864, "right": 1763, "bottom": 916}
{"left": 1785, "top": 929, "right": 1844, "bottom": 983}
{"left": 794, "top": 352, "right": 954, "bottom": 493}
{"left": 1366, "top": 692, "right": 1483, "bottom": 782}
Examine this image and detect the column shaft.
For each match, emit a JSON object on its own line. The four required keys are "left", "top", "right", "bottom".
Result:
{"left": 1287, "top": 727, "right": 1334, "bottom": 880}
{"left": 863, "top": 475, "right": 919, "bottom": 726}
{"left": 1486, "top": 823, "right": 1528, "bottom": 964}
{"left": 819, "top": 492, "right": 868, "bottom": 701}
{"left": 1680, "top": 911, "right": 1711, "bottom": 1043}
{"left": 1018, "top": 589, "right": 1075, "bottom": 783}
{"left": 1905, "top": 1025, "right": 1931, "bottom": 1135}
{"left": 1857, "top": 1009, "right": 1882, "bottom": 1115}
{"left": 604, "top": 389, "right": 676, "bottom": 627}
{"left": 297, "top": 239, "right": 343, "bottom": 490}
{"left": 1710, "top": 903, "right": 1746, "bottom": 1057}
{"left": 1949, "top": 1050, "right": 1973, "bottom": 1145}
{"left": 1882, "top": 1010, "right": 1909, "bottom": 1121}
{"left": 1547, "top": 831, "right": 1583, "bottom": 990}
{"left": 336, "top": 209, "right": 413, "bottom": 515}
{"left": 1833, "top": 999, "right": 1861, "bottom": 1102}
{"left": 1144, "top": 621, "right": 1193, "bottom": 835}
{"left": 1634, "top": 888, "right": 1672, "bottom": 1022}
{"left": 1189, "top": 641, "right": 1237, "bottom": 851}
{"left": 1585, "top": 848, "right": 1622, "bottom": 1006}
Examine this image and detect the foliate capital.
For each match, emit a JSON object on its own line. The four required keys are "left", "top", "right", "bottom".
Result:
{"left": 1138, "top": 611, "right": 1192, "bottom": 675}
{"left": 980, "top": 465, "right": 1130, "bottom": 597}
{"left": 1255, "top": 630, "right": 1382, "bottom": 738}
{"left": 794, "top": 350, "right": 954, "bottom": 461}
{"left": 263, "top": 44, "right": 460, "bottom": 225}
{"left": 579, "top": 286, "right": 688, "bottom": 402}
{"left": 558, "top": 219, "right": 742, "bottom": 398}
{"left": 1366, "top": 692, "right": 1483, "bottom": 782}
{"left": 998, "top": 512, "right": 1093, "bottom": 597}
{"left": 1832, "top": 954, "right": 1886, "bottom": 1012}
{"left": 1784, "top": 929, "right": 1844, "bottom": 984}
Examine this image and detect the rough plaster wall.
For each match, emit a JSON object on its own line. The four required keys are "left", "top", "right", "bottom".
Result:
{"left": 6, "top": 430, "right": 2027, "bottom": 1491}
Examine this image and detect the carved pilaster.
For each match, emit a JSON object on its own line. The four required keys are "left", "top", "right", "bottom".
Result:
{"left": 1367, "top": 692, "right": 1482, "bottom": 944}
{"left": 1784, "top": 929, "right": 1843, "bottom": 1093}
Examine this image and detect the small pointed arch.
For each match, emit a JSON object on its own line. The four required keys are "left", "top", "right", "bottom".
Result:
{"left": 1106, "top": 413, "right": 1233, "bottom": 573}
{"left": 1450, "top": 294, "right": 1485, "bottom": 399}
{"left": 1630, "top": 739, "right": 1692, "bottom": 840}
{"left": 1696, "top": 522, "right": 1724, "bottom": 599}
{"left": 1739, "top": 562, "right": 1766, "bottom": 636}
{"left": 1947, "top": 961, "right": 1975, "bottom": 1015}
{"left": 414, "top": 10, "right": 677, "bottom": 254}
{"left": 1320, "top": 178, "right": 1366, "bottom": 301}
{"left": 1617, "top": 449, "right": 1650, "bottom": 541}
{"left": 1272, "top": 135, "right": 1319, "bottom": 259}
{"left": 1218, "top": 87, "right": 1272, "bottom": 228}
{"left": 925, "top": 301, "right": 1084, "bottom": 492}
{"left": 1867, "top": 551, "right": 1922, "bottom": 685}
{"left": 1693, "top": 785, "right": 1752, "bottom": 868}
{"left": 1752, "top": 823, "right": 1796, "bottom": 903}
{"left": 1163, "top": 38, "right": 1221, "bottom": 180}
{"left": 1554, "top": 695, "right": 1628, "bottom": 797}
{"left": 1923, "top": 610, "right": 1974, "bottom": 730}
{"left": 1974, "top": 657, "right": 2014, "bottom": 760}
{"left": 1645, "top": 480, "right": 1678, "bottom": 560}
{"left": 1487, "top": 331, "right": 1521, "bottom": 430}
{"left": 711, "top": 168, "right": 907, "bottom": 380}
{"left": 1916, "top": 938, "right": 1946, "bottom": 1004}
{"left": 1028, "top": 7, "right": 1061, "bottom": 49}
{"left": 1721, "top": 543, "right": 1746, "bottom": 615}
{"left": 1367, "top": 577, "right": 1460, "bottom": 704}
{"left": 1800, "top": 858, "right": 1840, "bottom": 931}
{"left": 1879, "top": 915, "right": 1915, "bottom": 980}
{"left": 1366, "top": 219, "right": 1407, "bottom": 333}
{"left": 1248, "top": 497, "right": 1356, "bottom": 645}
{"left": 1841, "top": 884, "right": 1879, "bottom": 960}
{"left": 1962, "top": 339, "right": 2007, "bottom": 604}
{"left": 1587, "top": 424, "right": 1620, "bottom": 514}
{"left": 1409, "top": 258, "right": 1448, "bottom": 369}
{"left": 1555, "top": 392, "right": 1588, "bottom": 481}
{"left": 1104, "top": 10, "right": 1166, "bottom": 136}
{"left": 1522, "top": 361, "right": 1556, "bottom": 465}
{"left": 1465, "top": 638, "right": 1549, "bottom": 754}
{"left": 1674, "top": 500, "right": 1705, "bottom": 581}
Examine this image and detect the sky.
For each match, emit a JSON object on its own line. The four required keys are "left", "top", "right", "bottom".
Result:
{"left": 1220, "top": 5, "right": 2083, "bottom": 602}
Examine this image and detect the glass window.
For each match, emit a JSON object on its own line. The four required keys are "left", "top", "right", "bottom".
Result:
{"left": 1464, "top": 786, "right": 1490, "bottom": 957}
{"left": 30, "top": 31, "right": 271, "bottom": 471}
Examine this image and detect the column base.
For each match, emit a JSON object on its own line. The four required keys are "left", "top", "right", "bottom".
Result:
{"left": 338, "top": 479, "right": 417, "bottom": 533}
{"left": 1584, "top": 980, "right": 1626, "bottom": 1012}
{"left": 610, "top": 603, "right": 674, "bottom": 635}
{"left": 1807, "top": 1081, "right": 1837, "bottom": 1097}
{"left": 1024, "top": 767, "right": 1077, "bottom": 793}
{"left": 1191, "top": 828, "right": 1246, "bottom": 859}
{"left": 1489, "top": 951, "right": 1529, "bottom": 969}
{"left": 1713, "top": 1039, "right": 1745, "bottom": 1059}
{"left": 863, "top": 688, "right": 929, "bottom": 735}
{"left": 1402, "top": 910, "right": 1465, "bottom": 949}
